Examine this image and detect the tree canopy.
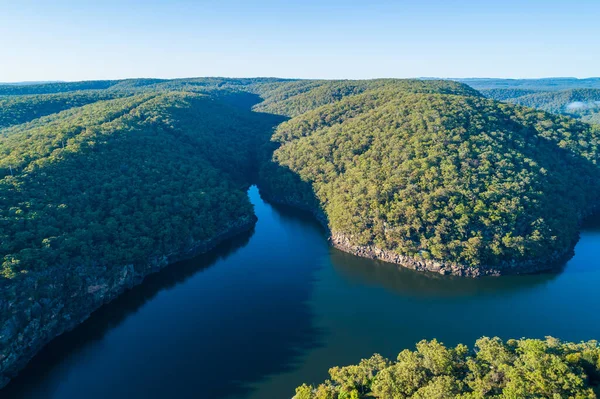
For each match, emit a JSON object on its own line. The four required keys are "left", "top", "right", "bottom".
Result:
{"left": 294, "top": 337, "right": 600, "bottom": 399}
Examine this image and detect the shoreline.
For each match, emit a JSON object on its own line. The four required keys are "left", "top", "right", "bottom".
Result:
{"left": 259, "top": 190, "right": 583, "bottom": 278}
{"left": 328, "top": 232, "right": 576, "bottom": 277}
{"left": 0, "top": 215, "right": 257, "bottom": 390}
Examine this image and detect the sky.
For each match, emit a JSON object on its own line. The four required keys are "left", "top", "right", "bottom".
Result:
{"left": 1, "top": 0, "right": 599, "bottom": 82}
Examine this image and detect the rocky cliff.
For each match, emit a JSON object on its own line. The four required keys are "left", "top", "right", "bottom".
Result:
{"left": 0, "top": 216, "right": 256, "bottom": 389}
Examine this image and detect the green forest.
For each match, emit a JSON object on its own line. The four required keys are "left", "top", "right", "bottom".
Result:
{"left": 1, "top": 77, "right": 600, "bottom": 389}
{"left": 0, "top": 91, "right": 127, "bottom": 129}
{"left": 2, "top": 76, "right": 600, "bottom": 285}
{"left": 0, "top": 92, "right": 276, "bottom": 281}
{"left": 294, "top": 337, "right": 600, "bottom": 399}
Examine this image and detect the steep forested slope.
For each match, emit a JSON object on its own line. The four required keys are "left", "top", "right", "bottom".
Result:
{"left": 5, "top": 79, "right": 588, "bottom": 278}
{"left": 259, "top": 84, "right": 600, "bottom": 275}
{"left": 294, "top": 336, "right": 600, "bottom": 399}
{"left": 0, "top": 90, "right": 277, "bottom": 386}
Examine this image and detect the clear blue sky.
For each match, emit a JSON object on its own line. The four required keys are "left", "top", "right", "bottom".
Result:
{"left": 1, "top": 0, "right": 598, "bottom": 82}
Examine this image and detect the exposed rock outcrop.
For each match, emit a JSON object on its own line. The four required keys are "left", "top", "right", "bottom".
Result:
{"left": 329, "top": 232, "right": 574, "bottom": 278}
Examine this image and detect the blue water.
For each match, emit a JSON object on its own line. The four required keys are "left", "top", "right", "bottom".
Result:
{"left": 4, "top": 186, "right": 600, "bottom": 399}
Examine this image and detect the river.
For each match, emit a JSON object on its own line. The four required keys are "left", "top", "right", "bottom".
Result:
{"left": 3, "top": 186, "right": 600, "bottom": 398}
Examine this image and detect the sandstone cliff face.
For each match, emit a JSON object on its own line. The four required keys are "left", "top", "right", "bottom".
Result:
{"left": 0, "top": 216, "right": 257, "bottom": 389}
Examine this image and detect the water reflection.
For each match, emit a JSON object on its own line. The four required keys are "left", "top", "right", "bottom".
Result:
{"left": 331, "top": 249, "right": 560, "bottom": 298}
{"left": 330, "top": 212, "right": 600, "bottom": 298}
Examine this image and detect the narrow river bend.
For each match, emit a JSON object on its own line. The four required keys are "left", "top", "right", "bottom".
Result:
{"left": 4, "top": 186, "right": 600, "bottom": 399}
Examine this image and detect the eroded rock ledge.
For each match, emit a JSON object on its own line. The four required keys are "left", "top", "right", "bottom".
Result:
{"left": 329, "top": 232, "right": 574, "bottom": 278}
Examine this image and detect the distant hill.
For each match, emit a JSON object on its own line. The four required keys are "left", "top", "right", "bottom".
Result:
{"left": 452, "top": 78, "right": 600, "bottom": 125}
{"left": 0, "top": 81, "right": 63, "bottom": 86}
{"left": 0, "top": 91, "right": 126, "bottom": 129}
{"left": 480, "top": 86, "right": 600, "bottom": 125}
{"left": 0, "top": 79, "right": 172, "bottom": 95}
{"left": 458, "top": 77, "right": 600, "bottom": 91}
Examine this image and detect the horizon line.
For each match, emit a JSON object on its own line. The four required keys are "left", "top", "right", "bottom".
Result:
{"left": 1, "top": 76, "right": 600, "bottom": 85}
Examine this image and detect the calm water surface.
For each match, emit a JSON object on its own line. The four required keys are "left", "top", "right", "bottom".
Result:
{"left": 4, "top": 186, "right": 600, "bottom": 398}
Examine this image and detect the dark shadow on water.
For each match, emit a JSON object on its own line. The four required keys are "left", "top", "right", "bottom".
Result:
{"left": 330, "top": 249, "right": 560, "bottom": 298}
{"left": 581, "top": 211, "right": 600, "bottom": 230}
{"left": 2, "top": 229, "right": 254, "bottom": 398}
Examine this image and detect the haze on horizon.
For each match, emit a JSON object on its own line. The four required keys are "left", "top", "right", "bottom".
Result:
{"left": 1, "top": 0, "right": 599, "bottom": 82}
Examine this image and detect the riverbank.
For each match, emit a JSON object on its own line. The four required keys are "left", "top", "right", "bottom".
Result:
{"left": 259, "top": 189, "right": 589, "bottom": 278}
{"left": 329, "top": 232, "right": 575, "bottom": 277}
{"left": 0, "top": 215, "right": 257, "bottom": 389}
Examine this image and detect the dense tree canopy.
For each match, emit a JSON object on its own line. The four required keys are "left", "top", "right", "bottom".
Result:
{"left": 294, "top": 337, "right": 600, "bottom": 399}
{"left": 5, "top": 78, "right": 590, "bottom": 273}
{"left": 251, "top": 79, "right": 482, "bottom": 117}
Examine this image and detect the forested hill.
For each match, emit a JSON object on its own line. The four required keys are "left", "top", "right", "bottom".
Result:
{"left": 0, "top": 89, "right": 282, "bottom": 283}
{"left": 0, "top": 89, "right": 280, "bottom": 387}
{"left": 250, "top": 79, "right": 481, "bottom": 117}
{"left": 0, "top": 79, "right": 167, "bottom": 96}
{"left": 1, "top": 77, "right": 600, "bottom": 388}
{"left": 257, "top": 80, "right": 600, "bottom": 276}
{"left": 0, "top": 77, "right": 294, "bottom": 97}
